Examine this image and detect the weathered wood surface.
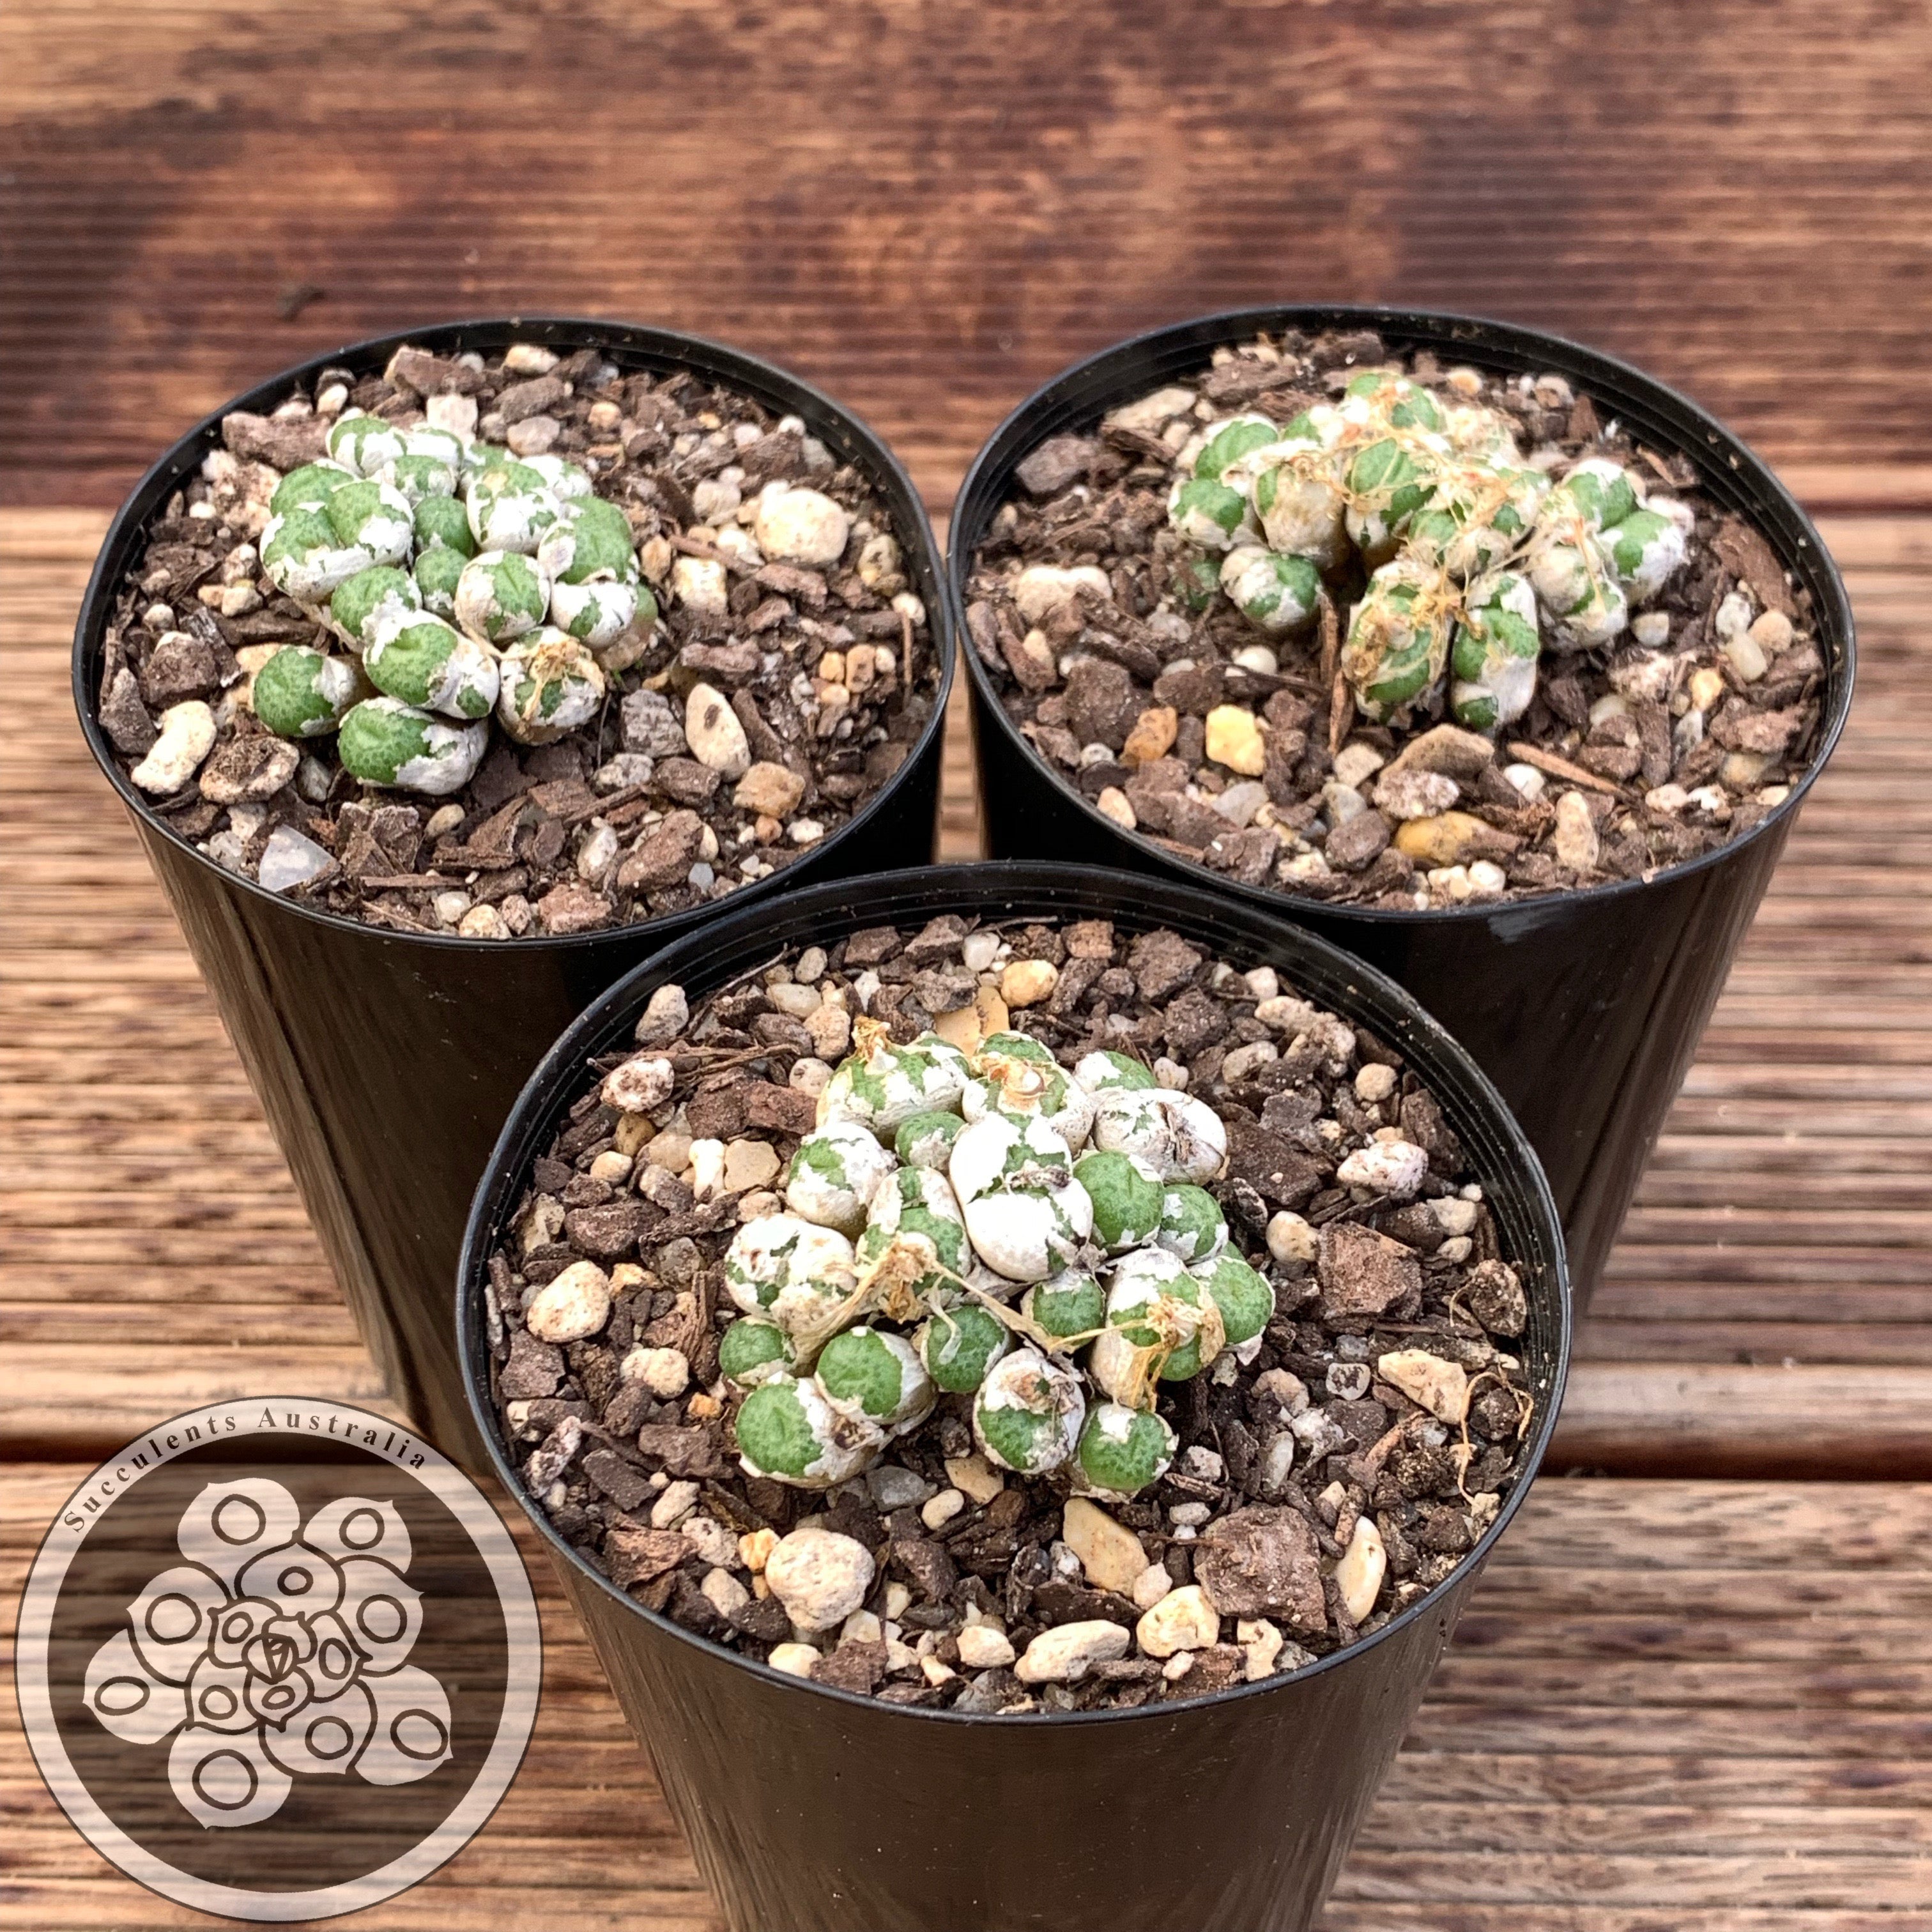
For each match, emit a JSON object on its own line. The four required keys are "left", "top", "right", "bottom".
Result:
{"left": 6, "top": 0, "right": 1932, "bottom": 514}
{"left": 5, "top": 503, "right": 1926, "bottom": 1471}
{"left": 6, "top": 1471, "right": 1929, "bottom": 1928}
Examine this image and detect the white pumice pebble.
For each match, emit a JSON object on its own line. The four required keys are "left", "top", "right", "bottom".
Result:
{"left": 525, "top": 1261, "right": 611, "bottom": 1343}
{"left": 753, "top": 484, "right": 851, "bottom": 566}
{"left": 763, "top": 1530, "right": 875, "bottom": 1630}
{"left": 130, "top": 702, "right": 217, "bottom": 794}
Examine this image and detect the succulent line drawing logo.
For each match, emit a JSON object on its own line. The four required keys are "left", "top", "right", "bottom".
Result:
{"left": 82, "top": 1478, "right": 452, "bottom": 1828}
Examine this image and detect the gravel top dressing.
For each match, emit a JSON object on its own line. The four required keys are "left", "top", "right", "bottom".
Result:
{"left": 95, "top": 341, "right": 938, "bottom": 937}
{"left": 965, "top": 328, "right": 1826, "bottom": 907}
{"left": 484, "top": 912, "right": 1535, "bottom": 1713}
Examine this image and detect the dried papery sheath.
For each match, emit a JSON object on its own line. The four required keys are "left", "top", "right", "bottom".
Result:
{"left": 494, "top": 628, "right": 605, "bottom": 744}
{"left": 1340, "top": 558, "right": 1455, "bottom": 720}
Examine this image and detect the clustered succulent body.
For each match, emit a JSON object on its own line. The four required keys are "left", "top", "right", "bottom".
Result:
{"left": 710, "top": 1023, "right": 1272, "bottom": 1500}
{"left": 247, "top": 413, "right": 668, "bottom": 792}
{"left": 1160, "top": 370, "right": 1691, "bottom": 733}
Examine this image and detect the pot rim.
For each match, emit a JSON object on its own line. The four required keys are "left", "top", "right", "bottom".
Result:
{"left": 946, "top": 302, "right": 1857, "bottom": 926}
{"left": 459, "top": 859, "right": 1572, "bottom": 1727}
{"left": 72, "top": 314, "right": 956, "bottom": 953}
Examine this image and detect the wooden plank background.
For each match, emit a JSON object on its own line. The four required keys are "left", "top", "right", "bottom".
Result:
{"left": 5, "top": 1, "right": 1932, "bottom": 1926}
{"left": 6, "top": 0, "right": 1932, "bottom": 512}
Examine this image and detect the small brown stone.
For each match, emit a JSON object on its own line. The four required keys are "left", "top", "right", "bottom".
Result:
{"left": 536, "top": 882, "right": 613, "bottom": 934}
{"left": 618, "top": 811, "right": 705, "bottom": 892}
{"left": 1195, "top": 1508, "right": 1327, "bottom": 1632}
{"left": 140, "top": 631, "right": 218, "bottom": 705}
{"left": 1317, "top": 1222, "right": 1423, "bottom": 1319}
{"left": 733, "top": 761, "right": 807, "bottom": 817}
{"left": 745, "top": 1083, "right": 818, "bottom": 1135}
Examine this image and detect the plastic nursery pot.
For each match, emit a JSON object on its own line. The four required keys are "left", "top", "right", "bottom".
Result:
{"left": 73, "top": 318, "right": 955, "bottom": 1475}
{"left": 949, "top": 306, "right": 1855, "bottom": 1311}
{"left": 461, "top": 861, "right": 1570, "bottom": 1932}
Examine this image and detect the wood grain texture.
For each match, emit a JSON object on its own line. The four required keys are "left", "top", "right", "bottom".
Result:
{"left": 5, "top": 1472, "right": 1930, "bottom": 1928}
{"left": 4, "top": 1, "right": 1932, "bottom": 512}
{"left": 6, "top": 503, "right": 1929, "bottom": 1471}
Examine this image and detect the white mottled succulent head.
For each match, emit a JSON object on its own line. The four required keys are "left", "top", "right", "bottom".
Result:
{"left": 1087, "top": 1249, "right": 1218, "bottom": 1400}
{"left": 785, "top": 1121, "right": 896, "bottom": 1236}
{"left": 951, "top": 1113, "right": 1094, "bottom": 1282}
{"left": 466, "top": 458, "right": 564, "bottom": 554}
{"left": 329, "top": 564, "right": 422, "bottom": 652}
{"left": 364, "top": 616, "right": 500, "bottom": 721}
{"left": 326, "top": 410, "right": 408, "bottom": 479}
{"left": 252, "top": 646, "right": 360, "bottom": 740}
{"left": 1451, "top": 570, "right": 1542, "bottom": 733}
{"left": 818, "top": 1027, "right": 971, "bottom": 1133}
{"left": 1090, "top": 1086, "right": 1227, "bottom": 1184}
{"left": 735, "top": 1374, "right": 882, "bottom": 1488}
{"left": 336, "top": 697, "right": 487, "bottom": 795}
{"left": 723, "top": 1213, "right": 859, "bottom": 1335}
{"left": 454, "top": 550, "right": 551, "bottom": 645}
{"left": 961, "top": 1032, "right": 1096, "bottom": 1148}
{"left": 1077, "top": 1400, "right": 1177, "bottom": 1496}
{"left": 815, "top": 1325, "right": 935, "bottom": 1434}
{"left": 858, "top": 1164, "right": 967, "bottom": 1300}
{"left": 1340, "top": 556, "right": 1457, "bottom": 722}
{"left": 972, "top": 1347, "right": 1085, "bottom": 1476}
{"left": 494, "top": 628, "right": 606, "bottom": 745}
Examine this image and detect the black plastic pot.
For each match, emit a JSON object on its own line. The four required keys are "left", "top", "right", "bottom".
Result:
{"left": 73, "top": 318, "right": 955, "bottom": 1474}
{"left": 460, "top": 862, "right": 1570, "bottom": 1932}
{"left": 949, "top": 305, "right": 1855, "bottom": 1311}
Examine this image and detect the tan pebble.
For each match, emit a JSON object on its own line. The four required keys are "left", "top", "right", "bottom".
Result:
{"left": 1121, "top": 705, "right": 1179, "bottom": 767}
{"left": 1392, "top": 811, "right": 1490, "bottom": 868}
{"left": 1238, "top": 1618, "right": 1285, "bottom": 1680}
{"left": 806, "top": 1002, "right": 852, "bottom": 1061}
{"left": 1131, "top": 1563, "right": 1174, "bottom": 1611}
{"left": 723, "top": 1139, "right": 783, "bottom": 1192}
{"left": 1552, "top": 791, "right": 1600, "bottom": 871}
{"left": 1721, "top": 750, "right": 1769, "bottom": 789}
{"left": 764, "top": 1530, "right": 875, "bottom": 1629}
{"left": 1136, "top": 1583, "right": 1220, "bottom": 1658}
{"left": 944, "top": 1453, "right": 1006, "bottom": 1505}
{"left": 1203, "top": 704, "right": 1267, "bottom": 777}
{"left": 1722, "top": 632, "right": 1768, "bottom": 684}
{"left": 1061, "top": 1497, "right": 1148, "bottom": 1596}
{"left": 1377, "top": 1348, "right": 1471, "bottom": 1424}
{"left": 933, "top": 985, "right": 1008, "bottom": 1054}
{"left": 1000, "top": 960, "right": 1059, "bottom": 1008}
{"left": 740, "top": 1528, "right": 779, "bottom": 1574}
{"left": 684, "top": 682, "right": 751, "bottom": 778}
{"left": 1687, "top": 666, "right": 1726, "bottom": 712}
{"left": 733, "top": 761, "right": 806, "bottom": 817}
{"left": 956, "top": 1625, "right": 1016, "bottom": 1669}
{"left": 1749, "top": 609, "right": 1794, "bottom": 654}
{"left": 1265, "top": 1211, "right": 1318, "bottom": 1266}
{"left": 1096, "top": 786, "right": 1137, "bottom": 831}
{"left": 767, "top": 1642, "right": 820, "bottom": 1679}
{"left": 920, "top": 1488, "right": 966, "bottom": 1531}
{"left": 588, "top": 1150, "right": 634, "bottom": 1186}
{"left": 1013, "top": 1620, "right": 1130, "bottom": 1685}
{"left": 1335, "top": 1515, "right": 1387, "bottom": 1624}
